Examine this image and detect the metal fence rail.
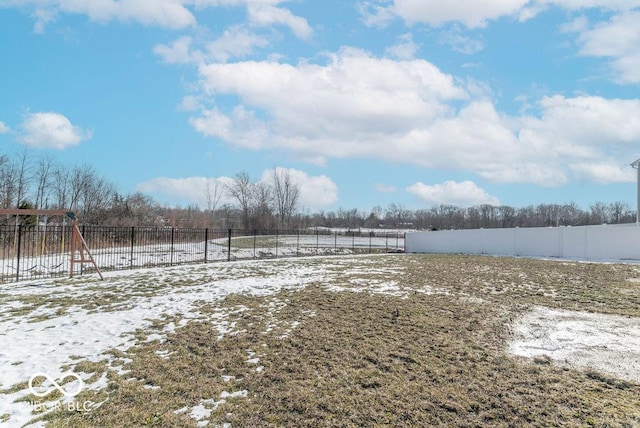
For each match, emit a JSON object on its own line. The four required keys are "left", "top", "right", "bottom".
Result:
{"left": 0, "top": 226, "right": 405, "bottom": 283}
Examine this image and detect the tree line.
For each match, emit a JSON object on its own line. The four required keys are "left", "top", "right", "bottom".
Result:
{"left": 0, "top": 150, "right": 636, "bottom": 230}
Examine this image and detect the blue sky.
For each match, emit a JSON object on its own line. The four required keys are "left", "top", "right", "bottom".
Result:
{"left": 1, "top": 0, "right": 640, "bottom": 213}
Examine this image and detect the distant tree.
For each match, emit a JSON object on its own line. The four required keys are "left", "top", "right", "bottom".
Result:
{"left": 252, "top": 181, "right": 274, "bottom": 229}
{"left": 205, "top": 177, "right": 224, "bottom": 224}
{"left": 50, "top": 165, "right": 69, "bottom": 210}
{"left": 14, "top": 150, "right": 32, "bottom": 211}
{"left": 609, "top": 201, "right": 633, "bottom": 224}
{"left": 589, "top": 202, "right": 609, "bottom": 224}
{"left": 0, "top": 154, "right": 16, "bottom": 208}
{"left": 271, "top": 168, "right": 300, "bottom": 229}
{"left": 33, "top": 155, "right": 54, "bottom": 209}
{"left": 226, "top": 172, "right": 253, "bottom": 230}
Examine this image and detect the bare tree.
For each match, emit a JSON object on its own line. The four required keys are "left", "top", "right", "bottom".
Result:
{"left": 0, "top": 154, "right": 17, "bottom": 209}
{"left": 589, "top": 202, "right": 609, "bottom": 224}
{"left": 82, "top": 175, "right": 116, "bottom": 223}
{"left": 252, "top": 181, "right": 274, "bottom": 229}
{"left": 225, "top": 171, "right": 253, "bottom": 229}
{"left": 205, "top": 177, "right": 224, "bottom": 226}
{"left": 609, "top": 201, "right": 632, "bottom": 224}
{"left": 33, "top": 155, "right": 55, "bottom": 209}
{"left": 270, "top": 168, "right": 300, "bottom": 229}
{"left": 50, "top": 166, "right": 70, "bottom": 210}
{"left": 68, "top": 165, "right": 91, "bottom": 212}
{"left": 13, "top": 149, "right": 32, "bottom": 208}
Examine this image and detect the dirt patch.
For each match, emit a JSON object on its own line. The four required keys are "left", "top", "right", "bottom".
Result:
{"left": 509, "top": 306, "right": 640, "bottom": 383}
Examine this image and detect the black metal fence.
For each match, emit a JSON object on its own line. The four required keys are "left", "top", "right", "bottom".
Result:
{"left": 0, "top": 225, "right": 405, "bottom": 283}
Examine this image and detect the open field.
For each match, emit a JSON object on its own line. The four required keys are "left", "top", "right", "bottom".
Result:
{"left": 1, "top": 254, "right": 639, "bottom": 427}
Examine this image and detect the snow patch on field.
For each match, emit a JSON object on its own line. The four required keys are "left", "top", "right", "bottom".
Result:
{"left": 509, "top": 306, "right": 640, "bottom": 383}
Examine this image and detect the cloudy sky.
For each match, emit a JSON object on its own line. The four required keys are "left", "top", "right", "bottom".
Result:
{"left": 1, "top": 0, "right": 640, "bottom": 212}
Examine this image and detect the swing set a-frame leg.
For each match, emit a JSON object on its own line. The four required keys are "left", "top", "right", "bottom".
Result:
{"left": 69, "top": 221, "right": 104, "bottom": 280}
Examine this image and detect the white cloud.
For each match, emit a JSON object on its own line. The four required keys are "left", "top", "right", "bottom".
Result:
{"left": 570, "top": 11, "right": 640, "bottom": 83}
{"left": 2, "top": 0, "right": 311, "bottom": 34}
{"left": 32, "top": 7, "right": 56, "bottom": 33}
{"left": 260, "top": 167, "right": 339, "bottom": 209}
{"left": 0, "top": 121, "right": 9, "bottom": 134}
{"left": 2, "top": 0, "right": 197, "bottom": 31}
{"left": 193, "top": 0, "right": 313, "bottom": 38}
{"left": 154, "top": 28, "right": 269, "bottom": 65}
{"left": 205, "top": 26, "right": 270, "bottom": 62}
{"left": 189, "top": 48, "right": 640, "bottom": 187}
{"left": 189, "top": 106, "right": 267, "bottom": 148}
{"left": 438, "top": 27, "right": 485, "bottom": 54}
{"left": 373, "top": 0, "right": 531, "bottom": 28}
{"left": 358, "top": 0, "right": 640, "bottom": 28}
{"left": 570, "top": 162, "right": 634, "bottom": 184}
{"left": 193, "top": 47, "right": 467, "bottom": 146}
{"left": 136, "top": 176, "right": 234, "bottom": 207}
{"left": 407, "top": 180, "right": 500, "bottom": 207}
{"left": 375, "top": 183, "right": 397, "bottom": 193}
{"left": 357, "top": 1, "right": 396, "bottom": 27}
{"left": 154, "top": 36, "right": 201, "bottom": 64}
{"left": 385, "top": 33, "right": 418, "bottom": 59}
{"left": 137, "top": 168, "right": 338, "bottom": 210}
{"left": 533, "top": 0, "right": 640, "bottom": 12}
{"left": 179, "top": 95, "right": 203, "bottom": 112}
{"left": 246, "top": 3, "right": 312, "bottom": 39}
{"left": 529, "top": 95, "right": 640, "bottom": 145}
{"left": 19, "top": 112, "right": 91, "bottom": 149}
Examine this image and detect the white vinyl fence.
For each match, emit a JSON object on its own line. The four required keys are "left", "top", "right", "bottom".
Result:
{"left": 406, "top": 223, "right": 640, "bottom": 261}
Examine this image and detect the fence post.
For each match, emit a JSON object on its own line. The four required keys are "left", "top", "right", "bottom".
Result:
{"left": 276, "top": 229, "right": 279, "bottom": 258}
{"left": 81, "top": 225, "right": 86, "bottom": 275}
{"left": 204, "top": 228, "right": 209, "bottom": 264}
{"left": 369, "top": 231, "right": 373, "bottom": 254}
{"left": 228, "top": 228, "right": 232, "bottom": 262}
{"left": 297, "top": 230, "right": 300, "bottom": 257}
{"left": 253, "top": 230, "right": 257, "bottom": 259}
{"left": 170, "top": 227, "right": 175, "bottom": 266}
{"left": 16, "top": 225, "right": 22, "bottom": 282}
{"left": 129, "top": 227, "right": 135, "bottom": 269}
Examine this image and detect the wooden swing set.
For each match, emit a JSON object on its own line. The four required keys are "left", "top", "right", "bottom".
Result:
{"left": 0, "top": 209, "right": 104, "bottom": 280}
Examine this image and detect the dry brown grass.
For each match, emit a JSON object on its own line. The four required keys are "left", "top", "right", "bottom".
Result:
{"left": 26, "top": 255, "right": 640, "bottom": 427}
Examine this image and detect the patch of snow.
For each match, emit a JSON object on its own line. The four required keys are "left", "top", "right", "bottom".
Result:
{"left": 143, "top": 384, "right": 160, "bottom": 390}
{"left": 145, "top": 333, "right": 164, "bottom": 343}
{"left": 509, "top": 306, "right": 640, "bottom": 383}
{"left": 85, "top": 372, "right": 109, "bottom": 391}
{"left": 220, "top": 390, "right": 248, "bottom": 399}
{"left": 189, "top": 404, "right": 211, "bottom": 426}
{"left": 155, "top": 349, "right": 172, "bottom": 360}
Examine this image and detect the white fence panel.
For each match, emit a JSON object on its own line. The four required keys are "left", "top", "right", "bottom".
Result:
{"left": 406, "top": 224, "right": 640, "bottom": 261}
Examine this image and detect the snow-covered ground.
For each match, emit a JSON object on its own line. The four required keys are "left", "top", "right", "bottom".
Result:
{"left": 0, "top": 255, "right": 403, "bottom": 427}
{"left": 509, "top": 306, "right": 640, "bottom": 383}
{"left": 2, "top": 254, "right": 638, "bottom": 427}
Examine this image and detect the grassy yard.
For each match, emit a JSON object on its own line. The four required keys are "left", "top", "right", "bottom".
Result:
{"left": 14, "top": 255, "right": 640, "bottom": 427}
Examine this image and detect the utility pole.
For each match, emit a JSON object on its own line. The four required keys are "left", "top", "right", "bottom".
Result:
{"left": 632, "top": 159, "right": 640, "bottom": 223}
